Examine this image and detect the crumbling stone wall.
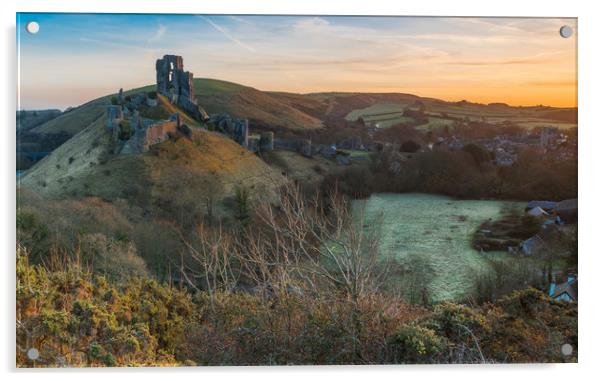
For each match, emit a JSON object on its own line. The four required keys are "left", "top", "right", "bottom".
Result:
{"left": 232, "top": 119, "right": 249, "bottom": 147}
{"left": 247, "top": 136, "right": 260, "bottom": 152}
{"left": 107, "top": 105, "right": 123, "bottom": 143}
{"left": 274, "top": 138, "right": 312, "bottom": 157}
{"left": 107, "top": 105, "right": 182, "bottom": 154}
{"left": 120, "top": 116, "right": 179, "bottom": 154}
{"left": 259, "top": 132, "right": 274, "bottom": 152}
{"left": 141, "top": 120, "right": 178, "bottom": 150}
{"left": 209, "top": 114, "right": 249, "bottom": 148}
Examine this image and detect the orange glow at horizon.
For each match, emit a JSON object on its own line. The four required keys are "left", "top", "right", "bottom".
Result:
{"left": 18, "top": 15, "right": 578, "bottom": 110}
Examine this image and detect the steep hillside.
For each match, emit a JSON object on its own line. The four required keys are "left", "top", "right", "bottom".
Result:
{"left": 20, "top": 111, "right": 287, "bottom": 221}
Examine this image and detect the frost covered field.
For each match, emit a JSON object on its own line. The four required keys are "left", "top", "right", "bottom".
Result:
{"left": 355, "top": 193, "right": 524, "bottom": 302}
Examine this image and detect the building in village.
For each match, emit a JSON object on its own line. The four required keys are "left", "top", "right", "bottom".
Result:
{"left": 549, "top": 274, "right": 577, "bottom": 302}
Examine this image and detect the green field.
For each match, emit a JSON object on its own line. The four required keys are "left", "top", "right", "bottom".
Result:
{"left": 416, "top": 116, "right": 456, "bottom": 131}
{"left": 345, "top": 103, "right": 414, "bottom": 128}
{"left": 515, "top": 121, "right": 577, "bottom": 130}
{"left": 193, "top": 78, "right": 249, "bottom": 96}
{"left": 354, "top": 193, "right": 524, "bottom": 302}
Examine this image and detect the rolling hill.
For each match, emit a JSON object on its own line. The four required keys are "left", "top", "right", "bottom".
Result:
{"left": 29, "top": 79, "right": 324, "bottom": 138}
{"left": 192, "top": 78, "right": 323, "bottom": 130}
{"left": 27, "top": 77, "right": 577, "bottom": 140}
{"left": 20, "top": 104, "right": 287, "bottom": 222}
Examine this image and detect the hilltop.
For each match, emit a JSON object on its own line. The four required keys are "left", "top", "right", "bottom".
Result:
{"left": 28, "top": 79, "right": 578, "bottom": 139}
{"left": 20, "top": 107, "right": 286, "bottom": 222}
{"left": 27, "top": 79, "right": 324, "bottom": 138}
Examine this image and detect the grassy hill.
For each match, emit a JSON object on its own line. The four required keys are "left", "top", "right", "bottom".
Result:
{"left": 193, "top": 78, "right": 324, "bottom": 130}
{"left": 29, "top": 79, "right": 324, "bottom": 138}
{"left": 20, "top": 109, "right": 287, "bottom": 222}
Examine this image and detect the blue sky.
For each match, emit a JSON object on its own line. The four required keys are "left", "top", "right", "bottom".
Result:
{"left": 17, "top": 13, "right": 577, "bottom": 110}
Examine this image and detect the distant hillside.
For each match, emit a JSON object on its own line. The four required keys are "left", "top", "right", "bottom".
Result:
{"left": 17, "top": 109, "right": 62, "bottom": 132}
{"left": 193, "top": 78, "right": 324, "bottom": 130}
{"left": 25, "top": 78, "right": 578, "bottom": 147}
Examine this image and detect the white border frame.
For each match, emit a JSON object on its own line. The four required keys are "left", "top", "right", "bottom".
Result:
{"left": 2, "top": 0, "right": 600, "bottom": 379}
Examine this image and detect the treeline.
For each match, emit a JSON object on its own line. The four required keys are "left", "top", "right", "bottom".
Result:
{"left": 325, "top": 147, "right": 577, "bottom": 201}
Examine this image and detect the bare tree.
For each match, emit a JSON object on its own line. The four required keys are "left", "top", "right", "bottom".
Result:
{"left": 178, "top": 183, "right": 386, "bottom": 301}
{"left": 177, "top": 223, "right": 239, "bottom": 311}
{"left": 247, "top": 183, "right": 386, "bottom": 301}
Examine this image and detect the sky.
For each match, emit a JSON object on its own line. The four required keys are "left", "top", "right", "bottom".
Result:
{"left": 17, "top": 14, "right": 577, "bottom": 110}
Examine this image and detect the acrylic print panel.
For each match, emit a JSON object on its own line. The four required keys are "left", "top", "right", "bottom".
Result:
{"left": 16, "top": 13, "right": 577, "bottom": 367}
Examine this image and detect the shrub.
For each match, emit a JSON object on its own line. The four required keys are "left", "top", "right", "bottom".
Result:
{"left": 388, "top": 324, "right": 446, "bottom": 363}
{"left": 78, "top": 233, "right": 149, "bottom": 282}
{"left": 16, "top": 211, "right": 49, "bottom": 259}
{"left": 16, "top": 247, "right": 190, "bottom": 367}
{"left": 426, "top": 302, "right": 490, "bottom": 342}
{"left": 118, "top": 120, "right": 133, "bottom": 140}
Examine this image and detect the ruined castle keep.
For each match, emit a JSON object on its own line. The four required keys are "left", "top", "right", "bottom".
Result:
{"left": 156, "top": 54, "right": 208, "bottom": 121}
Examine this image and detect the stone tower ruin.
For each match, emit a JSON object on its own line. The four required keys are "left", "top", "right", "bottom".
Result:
{"left": 156, "top": 54, "right": 208, "bottom": 121}
{"left": 156, "top": 55, "right": 194, "bottom": 103}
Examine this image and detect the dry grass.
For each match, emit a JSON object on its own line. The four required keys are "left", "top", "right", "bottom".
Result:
{"left": 21, "top": 119, "right": 286, "bottom": 222}
{"left": 194, "top": 78, "right": 324, "bottom": 130}
{"left": 156, "top": 94, "right": 201, "bottom": 127}
{"left": 264, "top": 150, "right": 342, "bottom": 187}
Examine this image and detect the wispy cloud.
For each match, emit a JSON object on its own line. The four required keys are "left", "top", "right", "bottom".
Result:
{"left": 147, "top": 24, "right": 167, "bottom": 44}
{"left": 451, "top": 58, "right": 551, "bottom": 66}
{"left": 199, "top": 16, "right": 255, "bottom": 52}
{"left": 227, "top": 15, "right": 254, "bottom": 25}
{"left": 18, "top": 14, "right": 577, "bottom": 108}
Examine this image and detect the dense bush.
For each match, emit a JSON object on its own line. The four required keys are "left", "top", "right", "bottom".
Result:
{"left": 16, "top": 247, "right": 192, "bottom": 367}
{"left": 387, "top": 324, "right": 445, "bottom": 363}
{"left": 16, "top": 245, "right": 577, "bottom": 366}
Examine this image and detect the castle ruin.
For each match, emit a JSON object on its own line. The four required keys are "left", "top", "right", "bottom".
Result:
{"left": 106, "top": 95, "right": 185, "bottom": 155}
{"left": 106, "top": 54, "right": 328, "bottom": 157}
{"left": 156, "top": 54, "right": 208, "bottom": 121}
